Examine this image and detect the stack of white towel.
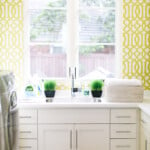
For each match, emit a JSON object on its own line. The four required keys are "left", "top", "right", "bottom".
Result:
{"left": 103, "top": 78, "right": 144, "bottom": 102}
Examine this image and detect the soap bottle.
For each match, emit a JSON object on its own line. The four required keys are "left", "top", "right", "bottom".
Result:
{"left": 83, "top": 83, "right": 90, "bottom": 96}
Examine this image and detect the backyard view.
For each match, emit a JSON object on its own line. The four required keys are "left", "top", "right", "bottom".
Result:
{"left": 29, "top": 0, "right": 115, "bottom": 78}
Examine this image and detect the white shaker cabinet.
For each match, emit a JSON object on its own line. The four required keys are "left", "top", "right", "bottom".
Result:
{"left": 140, "top": 111, "right": 150, "bottom": 150}
{"left": 18, "top": 109, "right": 38, "bottom": 150}
{"left": 38, "top": 124, "right": 72, "bottom": 150}
{"left": 38, "top": 124, "right": 109, "bottom": 150}
{"left": 38, "top": 108, "right": 109, "bottom": 150}
{"left": 18, "top": 106, "right": 139, "bottom": 150}
{"left": 110, "top": 109, "right": 138, "bottom": 150}
{"left": 75, "top": 124, "right": 109, "bottom": 150}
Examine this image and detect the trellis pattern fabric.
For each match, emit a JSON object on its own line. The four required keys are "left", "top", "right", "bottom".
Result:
{"left": 122, "top": 0, "right": 150, "bottom": 90}
{"left": 0, "top": 0, "right": 24, "bottom": 89}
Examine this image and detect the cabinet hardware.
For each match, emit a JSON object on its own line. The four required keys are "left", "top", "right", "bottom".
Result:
{"left": 116, "top": 145, "right": 130, "bottom": 148}
{"left": 20, "top": 131, "right": 32, "bottom": 133}
{"left": 76, "top": 130, "right": 78, "bottom": 149}
{"left": 145, "top": 140, "right": 147, "bottom": 150}
{"left": 19, "top": 146, "right": 32, "bottom": 149}
{"left": 116, "top": 116, "right": 131, "bottom": 118}
{"left": 20, "top": 116, "right": 32, "bottom": 119}
{"left": 116, "top": 131, "right": 131, "bottom": 133}
{"left": 70, "top": 130, "right": 72, "bottom": 149}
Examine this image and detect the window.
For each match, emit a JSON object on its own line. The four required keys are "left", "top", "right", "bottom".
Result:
{"left": 27, "top": 0, "right": 116, "bottom": 79}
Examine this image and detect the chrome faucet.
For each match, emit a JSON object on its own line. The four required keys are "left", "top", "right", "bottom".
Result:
{"left": 69, "top": 67, "right": 77, "bottom": 97}
{"left": 71, "top": 74, "right": 75, "bottom": 97}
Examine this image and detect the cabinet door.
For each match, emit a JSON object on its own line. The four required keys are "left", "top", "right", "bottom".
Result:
{"left": 38, "top": 124, "right": 73, "bottom": 150}
{"left": 19, "top": 139, "right": 37, "bottom": 150}
{"left": 140, "top": 123, "right": 146, "bottom": 150}
{"left": 75, "top": 124, "right": 109, "bottom": 150}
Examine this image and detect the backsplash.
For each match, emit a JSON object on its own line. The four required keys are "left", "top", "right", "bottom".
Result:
{"left": 122, "top": 0, "right": 150, "bottom": 90}
{"left": 0, "top": 0, "right": 24, "bottom": 89}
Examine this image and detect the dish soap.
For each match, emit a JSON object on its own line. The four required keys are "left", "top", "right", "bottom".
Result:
{"left": 83, "top": 83, "right": 90, "bottom": 96}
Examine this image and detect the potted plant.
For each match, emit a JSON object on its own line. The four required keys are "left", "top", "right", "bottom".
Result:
{"left": 90, "top": 80, "right": 104, "bottom": 98}
{"left": 44, "top": 80, "right": 56, "bottom": 98}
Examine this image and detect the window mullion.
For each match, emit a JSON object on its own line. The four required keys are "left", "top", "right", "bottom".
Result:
{"left": 67, "top": 0, "right": 79, "bottom": 77}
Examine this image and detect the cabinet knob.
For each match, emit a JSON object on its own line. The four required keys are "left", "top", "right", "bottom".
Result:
{"left": 70, "top": 130, "right": 72, "bottom": 149}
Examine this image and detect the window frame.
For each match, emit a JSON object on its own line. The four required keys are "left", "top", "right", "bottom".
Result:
{"left": 23, "top": 0, "right": 122, "bottom": 82}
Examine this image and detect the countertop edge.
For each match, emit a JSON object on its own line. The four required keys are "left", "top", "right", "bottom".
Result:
{"left": 18, "top": 102, "right": 140, "bottom": 109}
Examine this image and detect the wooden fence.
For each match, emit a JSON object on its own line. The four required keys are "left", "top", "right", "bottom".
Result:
{"left": 31, "top": 53, "right": 115, "bottom": 77}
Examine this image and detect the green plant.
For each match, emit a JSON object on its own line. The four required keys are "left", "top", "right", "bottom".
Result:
{"left": 25, "top": 85, "right": 34, "bottom": 91}
{"left": 90, "top": 80, "right": 104, "bottom": 91}
{"left": 44, "top": 80, "right": 56, "bottom": 91}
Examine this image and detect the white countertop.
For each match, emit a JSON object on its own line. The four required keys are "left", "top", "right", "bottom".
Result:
{"left": 18, "top": 101, "right": 141, "bottom": 109}
{"left": 18, "top": 96, "right": 150, "bottom": 116}
{"left": 139, "top": 103, "right": 150, "bottom": 115}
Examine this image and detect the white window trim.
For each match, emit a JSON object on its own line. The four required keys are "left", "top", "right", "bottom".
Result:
{"left": 23, "top": 0, "right": 30, "bottom": 84}
{"left": 23, "top": 0, "right": 122, "bottom": 81}
{"left": 115, "top": 0, "right": 123, "bottom": 78}
{"left": 66, "top": 0, "right": 79, "bottom": 77}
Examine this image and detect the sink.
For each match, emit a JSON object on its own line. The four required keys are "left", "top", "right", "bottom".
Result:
{"left": 46, "top": 96, "right": 101, "bottom": 103}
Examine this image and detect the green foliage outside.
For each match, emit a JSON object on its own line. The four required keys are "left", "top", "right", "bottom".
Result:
{"left": 30, "top": 0, "right": 115, "bottom": 53}
{"left": 48, "top": 0, "right": 66, "bottom": 7}
{"left": 90, "top": 80, "right": 104, "bottom": 91}
{"left": 79, "top": 45, "right": 104, "bottom": 54}
{"left": 44, "top": 80, "right": 56, "bottom": 91}
{"left": 30, "top": 0, "right": 66, "bottom": 41}
{"left": 81, "top": 0, "right": 115, "bottom": 7}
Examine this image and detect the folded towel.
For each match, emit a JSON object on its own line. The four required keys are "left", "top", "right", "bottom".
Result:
{"left": 104, "top": 86, "right": 144, "bottom": 96}
{"left": 104, "top": 97, "right": 143, "bottom": 102}
{"left": 103, "top": 78, "right": 144, "bottom": 102}
{"left": 105, "top": 78, "right": 142, "bottom": 87}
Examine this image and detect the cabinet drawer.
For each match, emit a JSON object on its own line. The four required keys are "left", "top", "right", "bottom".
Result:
{"left": 111, "top": 109, "right": 136, "bottom": 123}
{"left": 38, "top": 108, "right": 110, "bottom": 123}
{"left": 111, "top": 139, "right": 136, "bottom": 150}
{"left": 111, "top": 124, "right": 136, "bottom": 138}
{"left": 19, "top": 109, "right": 37, "bottom": 124}
{"left": 19, "top": 139, "right": 37, "bottom": 150}
{"left": 19, "top": 125, "right": 37, "bottom": 139}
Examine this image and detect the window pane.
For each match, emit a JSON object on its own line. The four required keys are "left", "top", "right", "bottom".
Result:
{"left": 30, "top": 10, "right": 66, "bottom": 42}
{"left": 29, "top": 0, "right": 66, "bottom": 9}
{"left": 30, "top": 45, "right": 66, "bottom": 77}
{"left": 79, "top": 0, "right": 115, "bottom": 7}
{"left": 79, "top": 10, "right": 115, "bottom": 43}
{"left": 79, "top": 45, "right": 115, "bottom": 78}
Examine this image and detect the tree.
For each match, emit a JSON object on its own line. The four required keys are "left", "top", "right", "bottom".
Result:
{"left": 30, "top": 0, "right": 115, "bottom": 53}
{"left": 81, "top": 0, "right": 115, "bottom": 7}
{"left": 30, "top": 0, "right": 66, "bottom": 42}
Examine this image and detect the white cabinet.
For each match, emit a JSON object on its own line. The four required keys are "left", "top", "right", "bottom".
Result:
{"left": 18, "top": 109, "right": 38, "bottom": 150}
{"left": 75, "top": 124, "right": 109, "bottom": 150}
{"left": 38, "top": 108, "right": 109, "bottom": 150}
{"left": 38, "top": 124, "right": 109, "bottom": 150}
{"left": 18, "top": 107, "right": 139, "bottom": 150}
{"left": 140, "top": 111, "right": 150, "bottom": 150}
{"left": 19, "top": 139, "right": 37, "bottom": 150}
{"left": 110, "top": 109, "right": 138, "bottom": 150}
{"left": 38, "top": 124, "right": 72, "bottom": 150}
{"left": 140, "top": 122, "right": 147, "bottom": 150}
{"left": 111, "top": 139, "right": 136, "bottom": 150}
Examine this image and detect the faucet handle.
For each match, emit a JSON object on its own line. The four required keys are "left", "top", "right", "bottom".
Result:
{"left": 69, "top": 67, "right": 76, "bottom": 79}
{"left": 75, "top": 67, "right": 76, "bottom": 79}
{"left": 69, "top": 67, "right": 71, "bottom": 78}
